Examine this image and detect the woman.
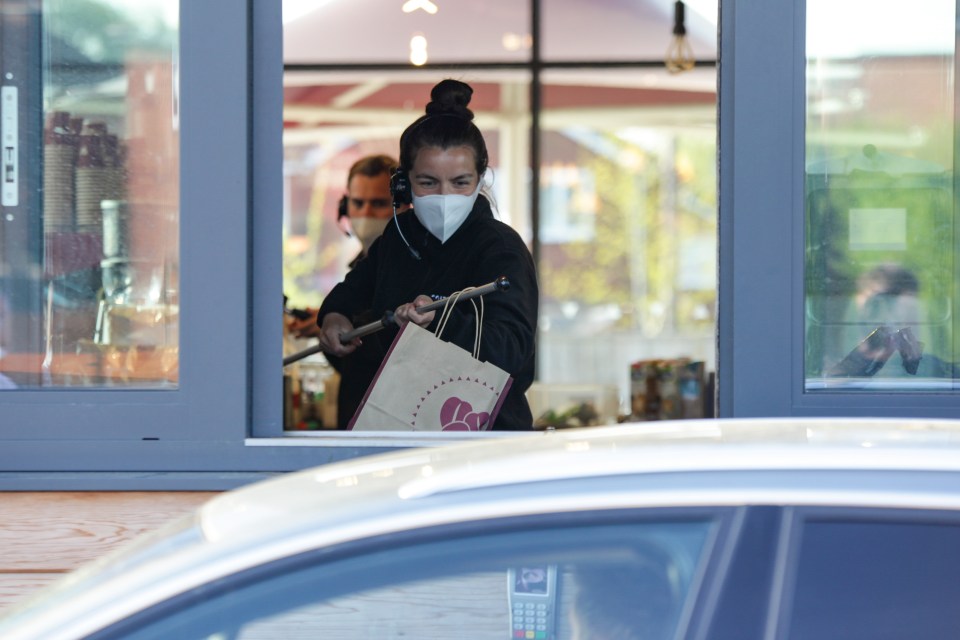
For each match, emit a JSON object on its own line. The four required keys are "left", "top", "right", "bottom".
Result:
{"left": 316, "top": 79, "right": 538, "bottom": 430}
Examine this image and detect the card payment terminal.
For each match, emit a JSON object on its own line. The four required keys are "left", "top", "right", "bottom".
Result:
{"left": 507, "top": 565, "right": 558, "bottom": 639}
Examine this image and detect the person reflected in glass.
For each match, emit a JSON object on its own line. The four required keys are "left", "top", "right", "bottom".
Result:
{"left": 315, "top": 79, "right": 538, "bottom": 429}
{"left": 0, "top": 292, "right": 16, "bottom": 389}
{"left": 828, "top": 263, "right": 924, "bottom": 377}
{"left": 514, "top": 566, "right": 548, "bottom": 594}
{"left": 568, "top": 555, "right": 678, "bottom": 640}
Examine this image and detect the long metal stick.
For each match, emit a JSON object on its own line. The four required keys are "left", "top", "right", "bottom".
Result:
{"left": 282, "top": 276, "right": 510, "bottom": 367}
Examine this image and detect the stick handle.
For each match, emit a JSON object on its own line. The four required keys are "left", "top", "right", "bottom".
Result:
{"left": 282, "top": 344, "right": 323, "bottom": 367}
{"left": 411, "top": 276, "right": 510, "bottom": 314}
{"left": 339, "top": 313, "right": 396, "bottom": 342}
{"left": 341, "top": 276, "right": 510, "bottom": 342}
{"left": 282, "top": 276, "right": 511, "bottom": 367}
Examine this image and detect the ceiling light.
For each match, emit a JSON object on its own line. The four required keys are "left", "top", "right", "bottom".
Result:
{"left": 410, "top": 35, "right": 428, "bottom": 66}
{"left": 666, "top": 1, "right": 695, "bottom": 73}
{"left": 501, "top": 32, "right": 532, "bottom": 52}
{"left": 402, "top": 0, "right": 438, "bottom": 15}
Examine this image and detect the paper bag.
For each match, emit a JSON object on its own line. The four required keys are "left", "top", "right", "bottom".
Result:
{"left": 349, "top": 321, "right": 513, "bottom": 432}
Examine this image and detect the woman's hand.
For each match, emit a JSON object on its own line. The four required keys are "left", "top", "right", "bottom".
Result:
{"left": 394, "top": 295, "right": 436, "bottom": 329}
{"left": 318, "top": 312, "right": 361, "bottom": 357}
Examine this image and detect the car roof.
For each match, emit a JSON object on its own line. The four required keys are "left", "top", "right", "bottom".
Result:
{"left": 200, "top": 417, "right": 960, "bottom": 541}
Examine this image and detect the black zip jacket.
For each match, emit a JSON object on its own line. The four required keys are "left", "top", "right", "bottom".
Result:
{"left": 318, "top": 195, "right": 538, "bottom": 430}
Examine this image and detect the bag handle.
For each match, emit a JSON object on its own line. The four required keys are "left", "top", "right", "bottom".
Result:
{"left": 435, "top": 286, "right": 484, "bottom": 360}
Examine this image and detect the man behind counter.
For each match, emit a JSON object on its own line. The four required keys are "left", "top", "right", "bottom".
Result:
{"left": 337, "top": 154, "right": 399, "bottom": 269}
{"left": 287, "top": 154, "right": 399, "bottom": 427}
{"left": 288, "top": 154, "right": 398, "bottom": 339}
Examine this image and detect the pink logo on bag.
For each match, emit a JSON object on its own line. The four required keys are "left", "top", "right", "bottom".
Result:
{"left": 409, "top": 375, "right": 504, "bottom": 430}
{"left": 439, "top": 397, "right": 490, "bottom": 431}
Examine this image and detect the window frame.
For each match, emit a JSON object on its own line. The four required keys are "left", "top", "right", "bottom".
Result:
{"left": 0, "top": 1, "right": 251, "bottom": 443}
{"left": 717, "top": 0, "right": 960, "bottom": 417}
{"left": 27, "top": 1, "right": 948, "bottom": 477}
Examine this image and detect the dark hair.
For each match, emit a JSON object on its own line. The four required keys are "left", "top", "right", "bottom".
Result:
{"left": 859, "top": 263, "right": 919, "bottom": 297}
{"left": 569, "top": 549, "right": 679, "bottom": 640}
{"left": 347, "top": 154, "right": 398, "bottom": 184}
{"left": 398, "top": 79, "right": 489, "bottom": 176}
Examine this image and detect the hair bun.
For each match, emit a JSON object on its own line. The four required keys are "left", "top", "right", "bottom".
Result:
{"left": 425, "top": 79, "right": 474, "bottom": 120}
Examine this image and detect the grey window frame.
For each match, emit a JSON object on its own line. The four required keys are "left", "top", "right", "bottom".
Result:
{"left": 716, "top": 0, "right": 960, "bottom": 417}
{"left": 0, "top": 0, "right": 257, "bottom": 473}
{"left": 3, "top": 0, "right": 890, "bottom": 488}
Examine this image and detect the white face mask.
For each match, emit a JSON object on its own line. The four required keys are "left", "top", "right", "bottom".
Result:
{"left": 412, "top": 185, "right": 481, "bottom": 244}
{"left": 350, "top": 217, "right": 390, "bottom": 252}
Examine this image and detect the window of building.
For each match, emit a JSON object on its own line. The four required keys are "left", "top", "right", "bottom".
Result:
{"left": 804, "top": 0, "right": 957, "bottom": 393}
{"left": 1, "top": 0, "right": 179, "bottom": 390}
{"left": 0, "top": 2, "right": 254, "bottom": 460}
{"left": 280, "top": 0, "right": 718, "bottom": 434}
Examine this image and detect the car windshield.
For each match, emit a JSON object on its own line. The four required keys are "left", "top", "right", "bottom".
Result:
{"left": 99, "top": 515, "right": 719, "bottom": 640}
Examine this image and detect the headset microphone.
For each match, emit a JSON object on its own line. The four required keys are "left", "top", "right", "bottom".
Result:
{"left": 393, "top": 204, "right": 421, "bottom": 261}
{"left": 389, "top": 168, "right": 420, "bottom": 260}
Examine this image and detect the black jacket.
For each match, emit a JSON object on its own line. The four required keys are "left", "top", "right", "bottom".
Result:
{"left": 318, "top": 195, "right": 538, "bottom": 430}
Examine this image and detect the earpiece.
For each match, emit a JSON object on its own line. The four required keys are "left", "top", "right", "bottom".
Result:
{"left": 336, "top": 195, "right": 352, "bottom": 237}
{"left": 389, "top": 168, "right": 413, "bottom": 208}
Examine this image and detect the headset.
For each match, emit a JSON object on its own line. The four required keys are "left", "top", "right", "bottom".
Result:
{"left": 389, "top": 168, "right": 413, "bottom": 208}
{"left": 389, "top": 168, "right": 419, "bottom": 260}
{"left": 336, "top": 195, "right": 351, "bottom": 237}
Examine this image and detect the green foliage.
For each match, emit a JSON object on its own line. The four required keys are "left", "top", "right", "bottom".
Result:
{"left": 539, "top": 130, "right": 717, "bottom": 334}
{"left": 45, "top": 0, "right": 175, "bottom": 64}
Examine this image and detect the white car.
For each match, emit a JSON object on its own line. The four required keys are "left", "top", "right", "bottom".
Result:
{"left": 3, "top": 418, "right": 960, "bottom": 640}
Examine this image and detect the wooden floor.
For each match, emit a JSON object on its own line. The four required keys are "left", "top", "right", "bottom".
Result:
{"left": 0, "top": 492, "right": 217, "bottom": 613}
{"left": 0, "top": 492, "right": 595, "bottom": 638}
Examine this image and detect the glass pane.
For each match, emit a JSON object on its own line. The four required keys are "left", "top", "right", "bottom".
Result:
{"left": 542, "top": 0, "right": 717, "bottom": 63}
{"left": 115, "top": 519, "right": 714, "bottom": 640}
{"left": 788, "top": 516, "right": 960, "bottom": 639}
{"left": 280, "top": 2, "right": 720, "bottom": 431}
{"left": 283, "top": 0, "right": 530, "bottom": 64}
{"left": 805, "top": 0, "right": 956, "bottom": 392}
{"left": 535, "top": 68, "right": 716, "bottom": 424}
{"left": 0, "top": 1, "right": 179, "bottom": 389}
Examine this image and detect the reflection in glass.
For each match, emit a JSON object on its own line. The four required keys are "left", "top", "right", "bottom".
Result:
{"left": 805, "top": 0, "right": 957, "bottom": 391}
{"left": 0, "top": 1, "right": 179, "bottom": 388}
{"left": 114, "top": 521, "right": 711, "bottom": 640}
